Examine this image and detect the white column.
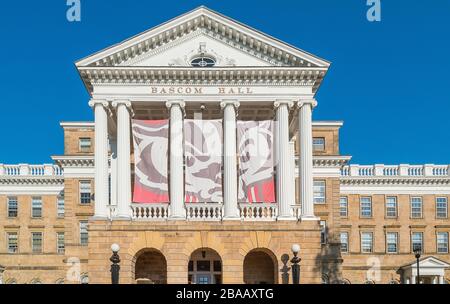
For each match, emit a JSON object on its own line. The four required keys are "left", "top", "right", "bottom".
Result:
{"left": 221, "top": 100, "right": 240, "bottom": 220}
{"left": 110, "top": 138, "right": 118, "bottom": 207}
{"left": 297, "top": 99, "right": 318, "bottom": 220}
{"left": 439, "top": 276, "right": 444, "bottom": 284}
{"left": 112, "top": 100, "right": 132, "bottom": 219}
{"left": 89, "top": 99, "right": 109, "bottom": 218}
{"left": 274, "top": 100, "right": 295, "bottom": 220}
{"left": 166, "top": 100, "right": 185, "bottom": 219}
{"left": 411, "top": 275, "right": 416, "bottom": 284}
{"left": 289, "top": 141, "right": 297, "bottom": 215}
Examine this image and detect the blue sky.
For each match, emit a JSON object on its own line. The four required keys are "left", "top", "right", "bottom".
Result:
{"left": 0, "top": 0, "right": 449, "bottom": 165}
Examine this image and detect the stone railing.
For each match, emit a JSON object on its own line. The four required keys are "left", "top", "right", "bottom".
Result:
{"left": 131, "top": 203, "right": 170, "bottom": 220}
{"left": 0, "top": 164, "right": 63, "bottom": 177}
{"left": 341, "top": 164, "right": 450, "bottom": 178}
{"left": 239, "top": 203, "right": 278, "bottom": 221}
{"left": 186, "top": 203, "right": 223, "bottom": 221}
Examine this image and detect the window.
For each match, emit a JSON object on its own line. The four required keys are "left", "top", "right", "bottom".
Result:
{"left": 436, "top": 197, "right": 448, "bottom": 219}
{"left": 57, "top": 193, "right": 65, "bottom": 218}
{"left": 411, "top": 232, "right": 423, "bottom": 253}
{"left": 360, "top": 197, "right": 372, "bottom": 218}
{"left": 320, "top": 221, "right": 327, "bottom": 244}
{"left": 385, "top": 197, "right": 397, "bottom": 218}
{"left": 31, "top": 197, "right": 42, "bottom": 218}
{"left": 437, "top": 232, "right": 449, "bottom": 253}
{"left": 361, "top": 232, "right": 373, "bottom": 253}
{"left": 57, "top": 232, "right": 65, "bottom": 254}
{"left": 7, "top": 232, "right": 18, "bottom": 253}
{"left": 313, "top": 180, "right": 326, "bottom": 204}
{"left": 79, "top": 181, "right": 91, "bottom": 204}
{"left": 79, "top": 138, "right": 91, "bottom": 152}
{"left": 31, "top": 232, "right": 43, "bottom": 253}
{"left": 339, "top": 197, "right": 348, "bottom": 217}
{"left": 80, "top": 221, "right": 88, "bottom": 246}
{"left": 386, "top": 232, "right": 398, "bottom": 253}
{"left": 313, "top": 137, "right": 325, "bottom": 152}
{"left": 410, "top": 197, "right": 423, "bottom": 218}
{"left": 190, "top": 56, "right": 215, "bottom": 67}
{"left": 340, "top": 232, "right": 349, "bottom": 253}
{"left": 7, "top": 197, "right": 18, "bottom": 218}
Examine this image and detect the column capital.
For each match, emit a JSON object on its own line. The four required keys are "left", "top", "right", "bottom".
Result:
{"left": 111, "top": 99, "right": 132, "bottom": 108}
{"left": 296, "top": 99, "right": 318, "bottom": 109}
{"left": 220, "top": 99, "right": 240, "bottom": 109}
{"left": 274, "top": 99, "right": 294, "bottom": 109}
{"left": 165, "top": 99, "right": 186, "bottom": 109}
{"left": 88, "top": 99, "right": 109, "bottom": 108}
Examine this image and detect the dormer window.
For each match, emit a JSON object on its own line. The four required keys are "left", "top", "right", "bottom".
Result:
{"left": 190, "top": 56, "right": 216, "bottom": 67}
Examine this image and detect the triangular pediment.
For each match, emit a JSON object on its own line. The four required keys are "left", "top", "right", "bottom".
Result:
{"left": 401, "top": 256, "right": 450, "bottom": 269}
{"left": 76, "top": 6, "right": 330, "bottom": 68}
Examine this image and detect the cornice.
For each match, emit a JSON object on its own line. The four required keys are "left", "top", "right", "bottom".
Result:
{"left": 0, "top": 176, "right": 64, "bottom": 185}
{"left": 313, "top": 156, "right": 352, "bottom": 168}
{"left": 51, "top": 156, "right": 95, "bottom": 168}
{"left": 340, "top": 176, "right": 450, "bottom": 186}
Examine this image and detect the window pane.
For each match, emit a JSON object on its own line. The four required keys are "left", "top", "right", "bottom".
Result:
{"left": 7, "top": 197, "right": 18, "bottom": 217}
{"left": 436, "top": 197, "right": 448, "bottom": 219}
{"left": 386, "top": 232, "right": 398, "bottom": 253}
{"left": 437, "top": 232, "right": 449, "bottom": 253}
{"left": 80, "top": 221, "right": 88, "bottom": 245}
{"left": 411, "top": 197, "right": 423, "bottom": 218}
{"left": 360, "top": 197, "right": 372, "bottom": 218}
{"left": 320, "top": 221, "right": 327, "bottom": 244}
{"left": 386, "top": 197, "right": 397, "bottom": 218}
{"left": 7, "top": 233, "right": 18, "bottom": 253}
{"left": 361, "top": 232, "right": 373, "bottom": 253}
{"left": 411, "top": 232, "right": 423, "bottom": 252}
{"left": 313, "top": 138, "right": 325, "bottom": 151}
{"left": 57, "top": 232, "right": 65, "bottom": 254}
{"left": 79, "top": 138, "right": 91, "bottom": 151}
{"left": 57, "top": 194, "right": 65, "bottom": 218}
{"left": 31, "top": 232, "right": 42, "bottom": 253}
{"left": 340, "top": 197, "right": 348, "bottom": 217}
{"left": 340, "top": 232, "right": 349, "bottom": 253}
{"left": 313, "top": 181, "right": 326, "bottom": 204}
{"left": 80, "top": 181, "right": 91, "bottom": 204}
{"left": 32, "top": 197, "right": 42, "bottom": 218}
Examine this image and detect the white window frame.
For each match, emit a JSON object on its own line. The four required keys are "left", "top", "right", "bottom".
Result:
{"left": 7, "top": 196, "right": 18, "bottom": 218}
{"left": 31, "top": 197, "right": 42, "bottom": 218}
{"left": 313, "top": 180, "right": 326, "bottom": 204}
{"left": 79, "top": 137, "right": 92, "bottom": 152}
{"left": 340, "top": 232, "right": 349, "bottom": 253}
{"left": 320, "top": 220, "right": 327, "bottom": 245}
{"left": 80, "top": 221, "right": 88, "bottom": 246}
{"left": 57, "top": 232, "right": 65, "bottom": 254}
{"left": 361, "top": 232, "right": 373, "bottom": 253}
{"left": 57, "top": 193, "right": 65, "bottom": 218}
{"left": 385, "top": 197, "right": 398, "bottom": 218}
{"left": 31, "top": 232, "right": 43, "bottom": 253}
{"left": 410, "top": 197, "right": 423, "bottom": 219}
{"left": 339, "top": 197, "right": 348, "bottom": 218}
{"left": 79, "top": 181, "right": 91, "bottom": 205}
{"left": 411, "top": 232, "right": 423, "bottom": 253}
{"left": 437, "top": 232, "right": 449, "bottom": 254}
{"left": 436, "top": 197, "right": 448, "bottom": 219}
{"left": 312, "top": 137, "right": 325, "bottom": 152}
{"left": 386, "top": 232, "right": 398, "bottom": 254}
{"left": 7, "top": 232, "right": 18, "bottom": 254}
{"left": 360, "top": 197, "right": 372, "bottom": 218}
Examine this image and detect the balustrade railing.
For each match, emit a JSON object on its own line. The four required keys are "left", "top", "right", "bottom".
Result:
{"left": 131, "top": 204, "right": 169, "bottom": 220}
{"left": 341, "top": 164, "right": 449, "bottom": 177}
{"left": 239, "top": 203, "right": 278, "bottom": 221}
{"left": 0, "top": 164, "right": 63, "bottom": 177}
{"left": 186, "top": 203, "right": 223, "bottom": 221}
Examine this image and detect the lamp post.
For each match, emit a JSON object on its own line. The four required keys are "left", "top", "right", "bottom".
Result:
{"left": 110, "top": 243, "right": 121, "bottom": 284}
{"left": 414, "top": 247, "right": 421, "bottom": 284}
{"left": 291, "top": 244, "right": 301, "bottom": 284}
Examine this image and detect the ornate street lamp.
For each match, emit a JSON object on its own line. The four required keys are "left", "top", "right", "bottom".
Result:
{"left": 291, "top": 244, "right": 301, "bottom": 284}
{"left": 110, "top": 243, "right": 121, "bottom": 284}
{"left": 414, "top": 246, "right": 421, "bottom": 284}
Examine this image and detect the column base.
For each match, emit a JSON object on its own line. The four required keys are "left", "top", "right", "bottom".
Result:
{"left": 277, "top": 216, "right": 297, "bottom": 221}
{"left": 300, "top": 215, "right": 320, "bottom": 221}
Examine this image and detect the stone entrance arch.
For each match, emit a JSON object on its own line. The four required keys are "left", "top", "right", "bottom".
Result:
{"left": 133, "top": 248, "right": 167, "bottom": 284}
{"left": 188, "top": 248, "right": 222, "bottom": 284}
{"left": 243, "top": 248, "right": 278, "bottom": 284}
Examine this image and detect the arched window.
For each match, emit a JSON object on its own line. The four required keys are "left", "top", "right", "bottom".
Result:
{"left": 190, "top": 56, "right": 216, "bottom": 67}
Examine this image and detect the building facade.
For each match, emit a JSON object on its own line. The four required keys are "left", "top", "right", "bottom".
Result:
{"left": 0, "top": 7, "right": 449, "bottom": 284}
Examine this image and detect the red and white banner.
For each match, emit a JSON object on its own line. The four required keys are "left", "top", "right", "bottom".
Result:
{"left": 184, "top": 119, "right": 223, "bottom": 203}
{"left": 237, "top": 120, "right": 276, "bottom": 203}
{"left": 132, "top": 120, "right": 169, "bottom": 203}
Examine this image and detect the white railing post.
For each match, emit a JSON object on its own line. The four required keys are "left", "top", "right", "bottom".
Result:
{"left": 19, "top": 164, "right": 29, "bottom": 176}
{"left": 0, "top": 164, "right": 4, "bottom": 175}
{"left": 424, "top": 164, "right": 434, "bottom": 176}
{"left": 43, "top": 164, "right": 54, "bottom": 176}
{"left": 374, "top": 164, "right": 384, "bottom": 176}
{"left": 350, "top": 164, "right": 360, "bottom": 176}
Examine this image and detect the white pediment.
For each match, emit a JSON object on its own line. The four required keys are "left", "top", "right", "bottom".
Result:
{"left": 402, "top": 256, "right": 450, "bottom": 270}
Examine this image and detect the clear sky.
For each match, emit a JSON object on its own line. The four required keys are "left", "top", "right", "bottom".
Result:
{"left": 0, "top": 0, "right": 449, "bottom": 165}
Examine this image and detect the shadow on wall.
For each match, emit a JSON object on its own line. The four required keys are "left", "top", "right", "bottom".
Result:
{"left": 314, "top": 226, "right": 343, "bottom": 284}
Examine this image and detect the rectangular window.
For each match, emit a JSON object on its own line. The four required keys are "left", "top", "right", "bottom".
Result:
{"left": 57, "top": 193, "right": 65, "bottom": 218}
{"left": 31, "top": 232, "right": 43, "bottom": 253}
{"left": 360, "top": 197, "right": 372, "bottom": 218}
{"left": 385, "top": 197, "right": 398, "bottom": 218}
{"left": 313, "top": 137, "right": 325, "bottom": 152}
{"left": 411, "top": 197, "right": 423, "bottom": 219}
{"left": 340, "top": 197, "right": 348, "bottom": 217}
{"left": 437, "top": 232, "right": 449, "bottom": 253}
{"left": 313, "top": 180, "right": 326, "bottom": 204}
{"left": 7, "top": 197, "right": 18, "bottom": 218}
{"left": 7, "top": 232, "right": 18, "bottom": 253}
{"left": 79, "top": 181, "right": 91, "bottom": 204}
{"left": 386, "top": 232, "right": 398, "bottom": 253}
{"left": 436, "top": 197, "right": 448, "bottom": 219}
{"left": 80, "top": 221, "right": 88, "bottom": 246}
{"left": 320, "top": 221, "right": 327, "bottom": 244}
{"left": 340, "top": 232, "right": 349, "bottom": 253}
{"left": 57, "top": 232, "right": 65, "bottom": 254}
{"left": 411, "top": 232, "right": 423, "bottom": 253}
{"left": 31, "top": 197, "right": 42, "bottom": 218}
{"left": 361, "top": 232, "right": 373, "bottom": 253}
{"left": 79, "top": 138, "right": 92, "bottom": 152}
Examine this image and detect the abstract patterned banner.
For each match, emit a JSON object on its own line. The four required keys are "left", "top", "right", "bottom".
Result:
{"left": 184, "top": 119, "right": 223, "bottom": 203}
{"left": 237, "top": 120, "right": 276, "bottom": 203}
{"left": 132, "top": 120, "right": 169, "bottom": 203}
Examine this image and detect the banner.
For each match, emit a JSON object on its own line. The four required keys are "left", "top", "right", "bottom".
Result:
{"left": 184, "top": 119, "right": 223, "bottom": 203}
{"left": 132, "top": 120, "right": 169, "bottom": 203}
{"left": 237, "top": 120, "right": 275, "bottom": 203}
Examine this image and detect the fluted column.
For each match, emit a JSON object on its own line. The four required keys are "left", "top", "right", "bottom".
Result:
{"left": 112, "top": 100, "right": 132, "bottom": 219}
{"left": 166, "top": 100, "right": 185, "bottom": 219}
{"left": 297, "top": 99, "right": 318, "bottom": 220}
{"left": 110, "top": 138, "right": 118, "bottom": 207}
{"left": 221, "top": 100, "right": 240, "bottom": 220}
{"left": 274, "top": 100, "right": 295, "bottom": 220}
{"left": 88, "top": 99, "right": 109, "bottom": 218}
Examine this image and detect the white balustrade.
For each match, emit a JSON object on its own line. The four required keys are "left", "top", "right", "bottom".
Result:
{"left": 131, "top": 204, "right": 170, "bottom": 220}
{"left": 291, "top": 205, "right": 302, "bottom": 219}
{"left": 341, "top": 164, "right": 449, "bottom": 178}
{"left": 239, "top": 203, "right": 278, "bottom": 221}
{"left": 186, "top": 203, "right": 223, "bottom": 221}
{"left": 0, "top": 164, "right": 63, "bottom": 177}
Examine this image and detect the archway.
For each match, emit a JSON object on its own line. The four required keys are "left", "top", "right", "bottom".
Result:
{"left": 188, "top": 248, "right": 222, "bottom": 284}
{"left": 243, "top": 248, "right": 277, "bottom": 284}
{"left": 134, "top": 248, "right": 167, "bottom": 284}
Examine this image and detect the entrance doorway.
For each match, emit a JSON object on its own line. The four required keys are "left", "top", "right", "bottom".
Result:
{"left": 134, "top": 248, "right": 167, "bottom": 284}
{"left": 188, "top": 248, "right": 222, "bottom": 284}
{"left": 243, "top": 249, "right": 277, "bottom": 284}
